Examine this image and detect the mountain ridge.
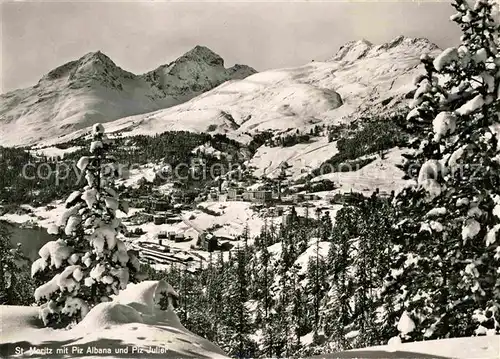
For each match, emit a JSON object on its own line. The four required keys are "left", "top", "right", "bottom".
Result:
{"left": 0, "top": 46, "right": 257, "bottom": 146}
{"left": 329, "top": 36, "right": 439, "bottom": 62}
{"left": 48, "top": 35, "right": 438, "bottom": 147}
{"left": 0, "top": 36, "right": 439, "bottom": 147}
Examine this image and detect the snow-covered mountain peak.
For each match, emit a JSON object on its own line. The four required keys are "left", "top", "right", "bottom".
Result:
{"left": 331, "top": 39, "right": 374, "bottom": 62}
{"left": 227, "top": 63, "right": 258, "bottom": 79}
{"left": 0, "top": 36, "right": 439, "bottom": 147}
{"left": 79, "top": 50, "right": 115, "bottom": 66}
{"left": 140, "top": 46, "right": 256, "bottom": 97}
{"left": 180, "top": 45, "right": 225, "bottom": 66}
{"left": 68, "top": 50, "right": 136, "bottom": 87}
{"left": 0, "top": 47, "right": 256, "bottom": 147}
{"left": 37, "top": 50, "right": 134, "bottom": 91}
{"left": 331, "top": 36, "right": 439, "bottom": 63}
{"left": 68, "top": 34, "right": 442, "bottom": 146}
{"left": 73, "top": 51, "right": 117, "bottom": 73}
{"left": 379, "top": 35, "right": 439, "bottom": 52}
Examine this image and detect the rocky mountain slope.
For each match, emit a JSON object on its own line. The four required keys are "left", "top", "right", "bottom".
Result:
{"left": 0, "top": 46, "right": 256, "bottom": 146}
{"left": 40, "top": 35, "right": 439, "bottom": 147}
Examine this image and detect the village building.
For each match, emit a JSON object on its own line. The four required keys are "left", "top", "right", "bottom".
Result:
{"left": 227, "top": 187, "right": 244, "bottom": 201}
{"left": 153, "top": 214, "right": 166, "bottom": 225}
{"left": 242, "top": 190, "right": 273, "bottom": 203}
{"left": 174, "top": 233, "right": 186, "bottom": 242}
{"left": 151, "top": 199, "right": 170, "bottom": 211}
{"left": 200, "top": 233, "right": 219, "bottom": 252}
{"left": 282, "top": 209, "right": 294, "bottom": 227}
{"left": 166, "top": 215, "right": 182, "bottom": 224}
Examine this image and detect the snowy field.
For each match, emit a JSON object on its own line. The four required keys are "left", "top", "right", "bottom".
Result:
{"left": 316, "top": 335, "right": 500, "bottom": 358}
{"left": 0, "top": 280, "right": 228, "bottom": 359}
{"left": 248, "top": 137, "right": 339, "bottom": 180}
{"left": 30, "top": 146, "right": 83, "bottom": 159}
{"left": 312, "top": 147, "right": 413, "bottom": 195}
{"left": 1, "top": 280, "right": 498, "bottom": 359}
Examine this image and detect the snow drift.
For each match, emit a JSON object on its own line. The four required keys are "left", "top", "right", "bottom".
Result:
{"left": 0, "top": 280, "right": 228, "bottom": 358}
{"left": 315, "top": 335, "right": 500, "bottom": 358}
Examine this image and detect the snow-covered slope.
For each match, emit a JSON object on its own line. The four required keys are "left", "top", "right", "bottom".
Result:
{"left": 312, "top": 147, "right": 413, "bottom": 195}
{"left": 46, "top": 36, "right": 440, "bottom": 146}
{"left": 0, "top": 280, "right": 228, "bottom": 359}
{"left": 246, "top": 138, "right": 411, "bottom": 194}
{"left": 248, "top": 137, "right": 339, "bottom": 179}
{"left": 0, "top": 46, "right": 256, "bottom": 147}
{"left": 322, "top": 335, "right": 500, "bottom": 359}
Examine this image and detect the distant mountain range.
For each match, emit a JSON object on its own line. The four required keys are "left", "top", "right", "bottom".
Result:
{"left": 0, "top": 36, "right": 440, "bottom": 147}
{"left": 0, "top": 46, "right": 256, "bottom": 146}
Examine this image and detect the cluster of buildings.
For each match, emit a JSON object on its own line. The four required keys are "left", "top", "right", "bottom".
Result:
{"left": 129, "top": 192, "right": 186, "bottom": 209}
{"left": 289, "top": 192, "right": 320, "bottom": 202}
{"left": 153, "top": 212, "right": 182, "bottom": 225}
{"left": 157, "top": 231, "right": 188, "bottom": 243}
{"left": 225, "top": 188, "right": 273, "bottom": 203}
{"left": 152, "top": 230, "right": 231, "bottom": 253}
{"left": 203, "top": 185, "right": 325, "bottom": 206}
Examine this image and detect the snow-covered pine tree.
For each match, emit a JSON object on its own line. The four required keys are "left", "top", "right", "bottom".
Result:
{"left": 234, "top": 245, "right": 255, "bottom": 358}
{"left": 0, "top": 222, "right": 32, "bottom": 305}
{"left": 218, "top": 245, "right": 256, "bottom": 358}
{"left": 183, "top": 269, "right": 213, "bottom": 341}
{"left": 402, "top": 52, "right": 443, "bottom": 181}
{"left": 261, "top": 304, "right": 280, "bottom": 357}
{"left": 275, "top": 269, "right": 292, "bottom": 358}
{"left": 254, "top": 240, "right": 277, "bottom": 356}
{"left": 367, "top": 198, "right": 400, "bottom": 344}
{"left": 357, "top": 196, "right": 396, "bottom": 346}
{"left": 289, "top": 263, "right": 305, "bottom": 354}
{"left": 320, "top": 211, "right": 333, "bottom": 241}
{"left": 212, "top": 253, "right": 225, "bottom": 343}
{"left": 352, "top": 200, "right": 377, "bottom": 347}
{"left": 392, "top": 0, "right": 500, "bottom": 339}
{"left": 312, "top": 236, "right": 323, "bottom": 333}
{"left": 31, "top": 123, "right": 142, "bottom": 328}
{"left": 320, "top": 206, "right": 357, "bottom": 351}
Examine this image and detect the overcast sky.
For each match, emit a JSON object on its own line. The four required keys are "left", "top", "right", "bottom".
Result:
{"left": 1, "top": 0, "right": 461, "bottom": 93}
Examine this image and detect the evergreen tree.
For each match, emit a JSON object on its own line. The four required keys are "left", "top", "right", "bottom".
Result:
{"left": 0, "top": 221, "right": 33, "bottom": 305}
{"left": 31, "top": 123, "right": 142, "bottom": 328}
{"left": 313, "top": 237, "right": 322, "bottom": 331}
{"left": 320, "top": 204, "right": 361, "bottom": 350}
{"left": 289, "top": 264, "right": 305, "bottom": 353}
{"left": 320, "top": 211, "right": 333, "bottom": 241}
{"left": 393, "top": 0, "right": 500, "bottom": 339}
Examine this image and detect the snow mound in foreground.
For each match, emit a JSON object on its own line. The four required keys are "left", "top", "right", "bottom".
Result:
{"left": 114, "top": 280, "right": 179, "bottom": 315}
{"left": 0, "top": 280, "right": 227, "bottom": 359}
{"left": 74, "top": 302, "right": 145, "bottom": 333}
